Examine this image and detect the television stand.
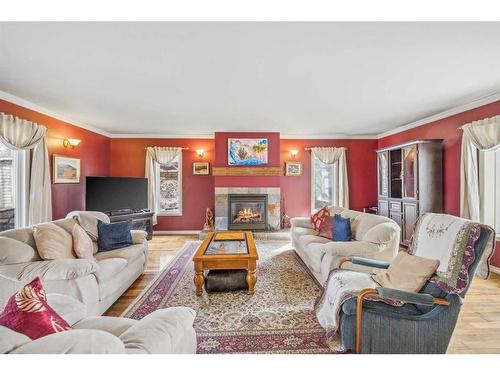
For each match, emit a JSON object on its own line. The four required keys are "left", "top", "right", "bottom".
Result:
{"left": 109, "top": 211, "right": 154, "bottom": 240}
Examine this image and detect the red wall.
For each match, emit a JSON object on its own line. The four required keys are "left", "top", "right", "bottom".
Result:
{"left": 214, "top": 132, "right": 281, "bottom": 187}
{"left": 280, "top": 139, "right": 378, "bottom": 217}
{"left": 109, "top": 138, "right": 215, "bottom": 231}
{"left": 0, "top": 99, "right": 110, "bottom": 220}
{"left": 378, "top": 100, "right": 500, "bottom": 267}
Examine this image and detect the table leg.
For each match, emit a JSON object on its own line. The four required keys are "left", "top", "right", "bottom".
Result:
{"left": 194, "top": 270, "right": 204, "bottom": 296}
{"left": 246, "top": 268, "right": 257, "bottom": 295}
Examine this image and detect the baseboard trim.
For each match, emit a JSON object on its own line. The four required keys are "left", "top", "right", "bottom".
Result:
{"left": 490, "top": 265, "right": 500, "bottom": 275}
{"left": 154, "top": 230, "right": 201, "bottom": 235}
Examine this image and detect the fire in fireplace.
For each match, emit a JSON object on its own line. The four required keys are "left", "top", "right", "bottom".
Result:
{"left": 228, "top": 194, "right": 268, "bottom": 230}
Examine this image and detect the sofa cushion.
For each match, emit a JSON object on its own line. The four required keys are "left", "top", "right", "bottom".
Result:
{"left": 119, "top": 307, "right": 196, "bottom": 354}
{"left": 362, "top": 222, "right": 398, "bottom": 244}
{"left": 333, "top": 214, "right": 352, "bottom": 241}
{"left": 0, "top": 277, "right": 71, "bottom": 340}
{"left": 72, "top": 224, "right": 94, "bottom": 260}
{"left": 46, "top": 293, "right": 87, "bottom": 326}
{"left": 318, "top": 215, "right": 334, "bottom": 239}
{"left": 298, "top": 234, "right": 331, "bottom": 251}
{"left": 0, "top": 259, "right": 98, "bottom": 282}
{"left": 372, "top": 251, "right": 440, "bottom": 293}
{"left": 94, "top": 244, "right": 146, "bottom": 263}
{"left": 95, "top": 258, "right": 128, "bottom": 283}
{"left": 351, "top": 213, "right": 390, "bottom": 241}
{"left": 97, "top": 220, "right": 133, "bottom": 251}
{"left": 0, "top": 325, "right": 31, "bottom": 354}
{"left": 0, "top": 236, "right": 38, "bottom": 265}
{"left": 322, "top": 240, "right": 380, "bottom": 258}
{"left": 33, "top": 223, "right": 75, "bottom": 260}
{"left": 73, "top": 316, "right": 137, "bottom": 336}
{"left": 310, "top": 207, "right": 329, "bottom": 232}
{"left": 0, "top": 227, "right": 39, "bottom": 259}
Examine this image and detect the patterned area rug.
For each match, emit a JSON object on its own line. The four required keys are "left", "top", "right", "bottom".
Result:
{"left": 122, "top": 240, "right": 334, "bottom": 354}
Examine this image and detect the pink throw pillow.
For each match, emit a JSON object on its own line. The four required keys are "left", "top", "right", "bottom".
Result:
{"left": 318, "top": 215, "right": 334, "bottom": 239}
{"left": 0, "top": 277, "right": 71, "bottom": 340}
{"left": 72, "top": 223, "right": 94, "bottom": 259}
{"left": 310, "top": 206, "right": 329, "bottom": 232}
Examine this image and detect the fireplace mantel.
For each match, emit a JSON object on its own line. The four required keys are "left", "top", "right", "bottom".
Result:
{"left": 212, "top": 166, "right": 282, "bottom": 176}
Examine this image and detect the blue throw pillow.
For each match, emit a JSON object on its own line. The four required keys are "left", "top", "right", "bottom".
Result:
{"left": 97, "top": 220, "right": 133, "bottom": 251}
{"left": 332, "top": 214, "right": 352, "bottom": 241}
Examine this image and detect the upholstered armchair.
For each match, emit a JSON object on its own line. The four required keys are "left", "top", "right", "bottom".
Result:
{"left": 338, "top": 214, "right": 496, "bottom": 354}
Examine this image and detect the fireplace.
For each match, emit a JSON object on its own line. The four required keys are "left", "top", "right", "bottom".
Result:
{"left": 228, "top": 194, "right": 268, "bottom": 231}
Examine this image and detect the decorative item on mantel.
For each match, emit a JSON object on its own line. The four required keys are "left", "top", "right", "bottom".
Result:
{"left": 200, "top": 208, "right": 215, "bottom": 240}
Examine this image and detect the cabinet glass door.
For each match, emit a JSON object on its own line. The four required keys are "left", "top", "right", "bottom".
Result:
{"left": 378, "top": 152, "right": 389, "bottom": 197}
{"left": 403, "top": 145, "right": 418, "bottom": 198}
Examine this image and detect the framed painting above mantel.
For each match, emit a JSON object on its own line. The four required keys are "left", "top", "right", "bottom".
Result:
{"left": 228, "top": 138, "right": 268, "bottom": 166}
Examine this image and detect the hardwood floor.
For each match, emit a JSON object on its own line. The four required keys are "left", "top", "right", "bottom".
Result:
{"left": 104, "top": 235, "right": 500, "bottom": 354}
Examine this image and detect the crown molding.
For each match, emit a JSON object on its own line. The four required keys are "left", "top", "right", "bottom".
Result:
{"left": 111, "top": 133, "right": 215, "bottom": 139}
{"left": 376, "top": 90, "right": 500, "bottom": 139}
{"left": 2, "top": 88, "right": 500, "bottom": 141}
{"left": 0, "top": 89, "right": 113, "bottom": 138}
{"left": 280, "top": 133, "right": 376, "bottom": 139}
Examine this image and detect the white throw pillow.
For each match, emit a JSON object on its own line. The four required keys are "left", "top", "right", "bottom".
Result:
{"left": 33, "top": 223, "right": 75, "bottom": 260}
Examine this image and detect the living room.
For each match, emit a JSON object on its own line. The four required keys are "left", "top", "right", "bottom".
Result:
{"left": 1, "top": 2, "right": 500, "bottom": 373}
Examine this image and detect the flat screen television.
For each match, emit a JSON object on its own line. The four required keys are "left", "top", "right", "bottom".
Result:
{"left": 86, "top": 176, "right": 148, "bottom": 214}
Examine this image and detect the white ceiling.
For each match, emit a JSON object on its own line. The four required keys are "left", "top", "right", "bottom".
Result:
{"left": 1, "top": 22, "right": 500, "bottom": 137}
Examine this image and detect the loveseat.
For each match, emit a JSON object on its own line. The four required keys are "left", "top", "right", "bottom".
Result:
{"left": 0, "top": 293, "right": 197, "bottom": 354}
{"left": 291, "top": 206, "right": 400, "bottom": 284}
{"left": 0, "top": 212, "right": 148, "bottom": 316}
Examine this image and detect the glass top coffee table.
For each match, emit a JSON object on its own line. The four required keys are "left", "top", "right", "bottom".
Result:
{"left": 192, "top": 231, "right": 259, "bottom": 296}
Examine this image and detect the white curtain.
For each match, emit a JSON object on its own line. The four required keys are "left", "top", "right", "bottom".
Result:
{"left": 0, "top": 113, "right": 52, "bottom": 225}
{"left": 460, "top": 115, "right": 500, "bottom": 221}
{"left": 145, "top": 146, "right": 182, "bottom": 225}
{"left": 311, "top": 147, "right": 349, "bottom": 208}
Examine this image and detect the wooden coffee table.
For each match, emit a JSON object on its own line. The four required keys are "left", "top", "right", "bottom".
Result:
{"left": 192, "top": 231, "right": 259, "bottom": 296}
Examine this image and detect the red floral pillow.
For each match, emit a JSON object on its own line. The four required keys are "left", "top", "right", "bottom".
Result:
{"left": 310, "top": 206, "right": 329, "bottom": 232}
{"left": 318, "top": 215, "right": 335, "bottom": 239}
{"left": 0, "top": 277, "right": 71, "bottom": 340}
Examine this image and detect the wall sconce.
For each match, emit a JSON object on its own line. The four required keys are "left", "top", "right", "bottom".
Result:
{"left": 63, "top": 138, "right": 81, "bottom": 149}
{"left": 196, "top": 149, "right": 205, "bottom": 158}
{"left": 290, "top": 149, "right": 299, "bottom": 159}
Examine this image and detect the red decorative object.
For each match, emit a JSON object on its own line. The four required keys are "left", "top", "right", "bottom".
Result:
{"left": 0, "top": 277, "right": 71, "bottom": 340}
{"left": 310, "top": 206, "right": 329, "bottom": 232}
{"left": 318, "top": 215, "right": 334, "bottom": 239}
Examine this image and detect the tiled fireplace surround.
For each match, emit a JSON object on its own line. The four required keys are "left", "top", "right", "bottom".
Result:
{"left": 215, "top": 187, "right": 281, "bottom": 231}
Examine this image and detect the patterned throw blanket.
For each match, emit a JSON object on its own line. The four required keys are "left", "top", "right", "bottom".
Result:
{"left": 410, "top": 213, "right": 495, "bottom": 293}
{"left": 314, "top": 270, "right": 380, "bottom": 352}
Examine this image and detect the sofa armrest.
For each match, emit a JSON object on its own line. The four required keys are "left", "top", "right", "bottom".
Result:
{"left": 131, "top": 230, "right": 148, "bottom": 244}
{"left": 0, "top": 259, "right": 98, "bottom": 282}
{"left": 9, "top": 329, "right": 125, "bottom": 354}
{"left": 375, "top": 287, "right": 449, "bottom": 306}
{"left": 290, "top": 217, "right": 313, "bottom": 229}
{"left": 340, "top": 256, "right": 391, "bottom": 269}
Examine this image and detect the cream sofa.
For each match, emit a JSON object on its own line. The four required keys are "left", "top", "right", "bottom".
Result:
{"left": 0, "top": 212, "right": 148, "bottom": 316}
{"left": 0, "top": 293, "right": 197, "bottom": 354}
{"left": 291, "top": 206, "right": 400, "bottom": 285}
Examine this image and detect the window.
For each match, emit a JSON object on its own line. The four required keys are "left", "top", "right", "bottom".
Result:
{"left": 479, "top": 149, "right": 500, "bottom": 236}
{"left": 157, "top": 153, "right": 182, "bottom": 216}
{"left": 0, "top": 143, "right": 29, "bottom": 230}
{"left": 311, "top": 154, "right": 336, "bottom": 212}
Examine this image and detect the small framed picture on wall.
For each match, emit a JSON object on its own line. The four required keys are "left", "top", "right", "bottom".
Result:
{"left": 53, "top": 155, "right": 81, "bottom": 183}
{"left": 193, "top": 162, "right": 210, "bottom": 175}
{"left": 285, "top": 162, "right": 302, "bottom": 176}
